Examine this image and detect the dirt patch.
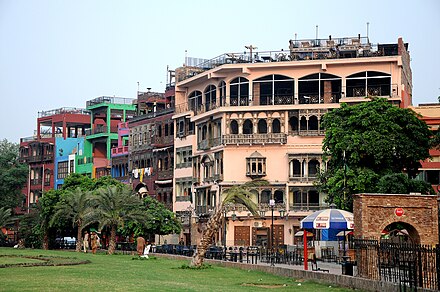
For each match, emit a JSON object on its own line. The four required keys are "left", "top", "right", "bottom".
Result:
{"left": 241, "top": 283, "right": 288, "bottom": 288}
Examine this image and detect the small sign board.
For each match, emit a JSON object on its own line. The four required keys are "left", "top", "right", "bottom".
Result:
{"left": 395, "top": 208, "right": 404, "bottom": 217}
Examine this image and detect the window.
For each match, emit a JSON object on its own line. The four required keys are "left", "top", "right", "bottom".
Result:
{"left": 230, "top": 77, "right": 249, "bottom": 106}
{"left": 246, "top": 151, "right": 266, "bottom": 178}
{"left": 69, "top": 159, "right": 74, "bottom": 174}
{"left": 188, "top": 90, "right": 202, "bottom": 112}
{"left": 176, "top": 146, "right": 192, "bottom": 168}
{"left": 298, "top": 73, "right": 341, "bottom": 104}
{"left": 257, "top": 119, "right": 267, "bottom": 134}
{"left": 57, "top": 161, "right": 68, "bottom": 179}
{"left": 44, "top": 170, "right": 51, "bottom": 186}
{"left": 346, "top": 71, "right": 391, "bottom": 97}
{"left": 253, "top": 74, "right": 294, "bottom": 105}
{"left": 230, "top": 120, "right": 239, "bottom": 134}
{"left": 272, "top": 118, "right": 281, "bottom": 133}
{"left": 204, "top": 85, "right": 217, "bottom": 111}
{"left": 243, "top": 119, "right": 253, "bottom": 134}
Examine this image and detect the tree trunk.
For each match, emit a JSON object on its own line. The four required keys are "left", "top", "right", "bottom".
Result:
{"left": 108, "top": 225, "right": 117, "bottom": 255}
{"left": 75, "top": 224, "right": 82, "bottom": 252}
{"left": 42, "top": 229, "right": 49, "bottom": 250}
{"left": 190, "top": 205, "right": 223, "bottom": 267}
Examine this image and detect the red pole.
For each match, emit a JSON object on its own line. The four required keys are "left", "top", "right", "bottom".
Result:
{"left": 303, "top": 228, "right": 308, "bottom": 270}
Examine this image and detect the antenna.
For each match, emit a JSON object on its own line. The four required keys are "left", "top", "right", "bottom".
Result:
{"left": 184, "top": 50, "right": 188, "bottom": 66}
{"left": 315, "top": 25, "right": 318, "bottom": 41}
{"left": 366, "top": 22, "right": 370, "bottom": 41}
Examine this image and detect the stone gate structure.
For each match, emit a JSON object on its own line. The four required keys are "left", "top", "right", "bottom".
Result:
{"left": 353, "top": 193, "right": 439, "bottom": 245}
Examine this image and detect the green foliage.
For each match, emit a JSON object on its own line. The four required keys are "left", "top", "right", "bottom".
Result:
{"left": 61, "top": 174, "right": 123, "bottom": 192}
{"left": 18, "top": 207, "right": 42, "bottom": 248}
{"left": 0, "top": 207, "right": 15, "bottom": 229}
{"left": 84, "top": 185, "right": 145, "bottom": 232}
{"left": 0, "top": 139, "right": 27, "bottom": 209}
{"left": 318, "top": 98, "right": 433, "bottom": 210}
{"left": 122, "top": 196, "right": 181, "bottom": 238}
{"left": 179, "top": 263, "right": 212, "bottom": 269}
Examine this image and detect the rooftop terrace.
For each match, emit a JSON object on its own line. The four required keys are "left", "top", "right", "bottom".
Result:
{"left": 86, "top": 96, "right": 135, "bottom": 107}
{"left": 178, "top": 36, "right": 406, "bottom": 82}
{"left": 38, "top": 107, "right": 90, "bottom": 118}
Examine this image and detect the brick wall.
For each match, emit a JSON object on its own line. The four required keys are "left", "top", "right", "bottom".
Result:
{"left": 353, "top": 193, "right": 438, "bottom": 245}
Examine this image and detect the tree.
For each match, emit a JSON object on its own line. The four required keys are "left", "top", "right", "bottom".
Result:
{"left": 85, "top": 186, "right": 146, "bottom": 255}
{"left": 37, "top": 189, "right": 63, "bottom": 249}
{"left": 318, "top": 98, "right": 433, "bottom": 210}
{"left": 50, "top": 188, "right": 92, "bottom": 252}
{"left": 190, "top": 180, "right": 268, "bottom": 267}
{"left": 122, "top": 196, "right": 181, "bottom": 239}
{"left": 0, "top": 207, "right": 14, "bottom": 230}
{"left": 0, "top": 139, "right": 27, "bottom": 209}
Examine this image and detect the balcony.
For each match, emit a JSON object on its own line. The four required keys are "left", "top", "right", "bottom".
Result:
{"left": 111, "top": 146, "right": 129, "bottom": 157}
{"left": 176, "top": 196, "right": 191, "bottom": 202}
{"left": 195, "top": 205, "right": 215, "bottom": 215}
{"left": 197, "top": 137, "right": 222, "bottom": 150}
{"left": 222, "top": 133, "right": 286, "bottom": 145}
{"left": 152, "top": 135, "right": 173, "bottom": 146}
{"left": 157, "top": 169, "right": 173, "bottom": 180}
{"left": 289, "top": 203, "right": 327, "bottom": 211}
{"left": 298, "top": 92, "right": 341, "bottom": 104}
{"left": 38, "top": 107, "right": 90, "bottom": 118}
{"left": 289, "top": 175, "right": 318, "bottom": 183}
{"left": 343, "top": 84, "right": 398, "bottom": 99}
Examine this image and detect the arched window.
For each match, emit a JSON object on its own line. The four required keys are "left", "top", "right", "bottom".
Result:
{"left": 308, "top": 159, "right": 320, "bottom": 177}
{"left": 230, "top": 120, "right": 239, "bottom": 134}
{"left": 346, "top": 71, "right": 391, "bottom": 97}
{"left": 202, "top": 125, "right": 207, "bottom": 140}
{"left": 272, "top": 119, "right": 281, "bottom": 133}
{"left": 291, "top": 159, "right": 301, "bottom": 177}
{"left": 230, "top": 77, "right": 249, "bottom": 106}
{"left": 204, "top": 85, "right": 217, "bottom": 111}
{"left": 257, "top": 119, "right": 267, "bottom": 134}
{"left": 300, "top": 117, "right": 307, "bottom": 131}
{"left": 298, "top": 73, "right": 342, "bottom": 104}
{"left": 243, "top": 119, "right": 253, "bottom": 134}
{"left": 260, "top": 190, "right": 271, "bottom": 204}
{"left": 309, "top": 116, "right": 318, "bottom": 131}
{"left": 188, "top": 90, "right": 202, "bottom": 111}
{"left": 219, "top": 81, "right": 226, "bottom": 106}
{"left": 274, "top": 190, "right": 284, "bottom": 203}
{"left": 289, "top": 116, "right": 298, "bottom": 133}
{"left": 253, "top": 74, "right": 294, "bottom": 105}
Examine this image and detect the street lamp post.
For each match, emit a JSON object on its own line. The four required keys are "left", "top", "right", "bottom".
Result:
{"left": 223, "top": 207, "right": 227, "bottom": 256}
{"left": 269, "top": 199, "right": 275, "bottom": 266}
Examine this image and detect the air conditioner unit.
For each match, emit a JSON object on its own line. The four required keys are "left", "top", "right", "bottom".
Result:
{"left": 254, "top": 222, "right": 263, "bottom": 228}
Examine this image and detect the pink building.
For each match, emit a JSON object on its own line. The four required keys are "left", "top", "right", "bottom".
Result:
{"left": 173, "top": 35, "right": 412, "bottom": 247}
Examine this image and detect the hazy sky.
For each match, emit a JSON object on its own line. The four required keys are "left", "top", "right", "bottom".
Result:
{"left": 1, "top": 0, "right": 439, "bottom": 143}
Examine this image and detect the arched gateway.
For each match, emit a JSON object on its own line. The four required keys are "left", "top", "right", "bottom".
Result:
{"left": 353, "top": 193, "right": 438, "bottom": 245}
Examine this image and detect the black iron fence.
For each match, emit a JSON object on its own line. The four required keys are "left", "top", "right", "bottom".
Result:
{"left": 152, "top": 244, "right": 305, "bottom": 267}
{"left": 354, "top": 239, "right": 439, "bottom": 291}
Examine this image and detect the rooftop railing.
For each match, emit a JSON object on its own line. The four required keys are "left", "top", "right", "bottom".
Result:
{"left": 179, "top": 36, "right": 399, "bottom": 82}
{"left": 38, "top": 107, "right": 90, "bottom": 118}
{"left": 86, "top": 96, "right": 135, "bottom": 107}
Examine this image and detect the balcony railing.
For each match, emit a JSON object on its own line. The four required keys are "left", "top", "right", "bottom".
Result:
{"left": 298, "top": 91, "right": 341, "bottom": 104}
{"left": 152, "top": 135, "right": 173, "bottom": 146}
{"left": 289, "top": 203, "right": 327, "bottom": 211}
{"left": 222, "top": 133, "right": 286, "bottom": 145}
{"left": 343, "top": 84, "right": 398, "bottom": 99}
{"left": 289, "top": 175, "right": 318, "bottom": 182}
{"left": 86, "top": 96, "right": 134, "bottom": 107}
{"left": 197, "top": 137, "right": 222, "bottom": 150}
{"left": 38, "top": 107, "right": 90, "bottom": 118}
{"left": 111, "top": 146, "right": 129, "bottom": 156}
{"left": 178, "top": 37, "right": 401, "bottom": 82}
{"left": 176, "top": 196, "right": 191, "bottom": 202}
{"left": 157, "top": 169, "right": 173, "bottom": 180}
{"left": 195, "top": 205, "right": 215, "bottom": 215}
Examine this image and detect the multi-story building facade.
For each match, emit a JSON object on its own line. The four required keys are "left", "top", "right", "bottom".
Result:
{"left": 172, "top": 36, "right": 412, "bottom": 247}
{"left": 411, "top": 103, "right": 440, "bottom": 192}
{"left": 128, "top": 89, "right": 175, "bottom": 209}
{"left": 85, "top": 96, "right": 136, "bottom": 178}
{"left": 19, "top": 107, "right": 90, "bottom": 212}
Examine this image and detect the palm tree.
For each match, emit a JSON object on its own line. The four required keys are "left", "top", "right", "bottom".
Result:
{"left": 50, "top": 188, "right": 92, "bottom": 252}
{"left": 86, "top": 185, "right": 146, "bottom": 255}
{"left": 190, "top": 180, "right": 269, "bottom": 267}
{"left": 0, "top": 207, "right": 14, "bottom": 230}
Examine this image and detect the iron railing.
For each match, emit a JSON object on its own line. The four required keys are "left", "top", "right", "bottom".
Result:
{"left": 354, "top": 239, "right": 439, "bottom": 291}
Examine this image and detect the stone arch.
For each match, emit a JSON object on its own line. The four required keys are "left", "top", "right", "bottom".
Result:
{"left": 378, "top": 220, "right": 421, "bottom": 244}
{"left": 380, "top": 221, "right": 420, "bottom": 244}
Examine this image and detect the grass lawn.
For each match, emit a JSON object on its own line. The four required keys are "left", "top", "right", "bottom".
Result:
{"left": 0, "top": 248, "right": 354, "bottom": 291}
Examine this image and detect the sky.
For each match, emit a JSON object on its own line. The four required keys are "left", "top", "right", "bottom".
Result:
{"left": 1, "top": 0, "right": 439, "bottom": 143}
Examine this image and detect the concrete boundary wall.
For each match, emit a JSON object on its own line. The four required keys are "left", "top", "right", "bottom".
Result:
{"left": 154, "top": 253, "right": 407, "bottom": 292}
